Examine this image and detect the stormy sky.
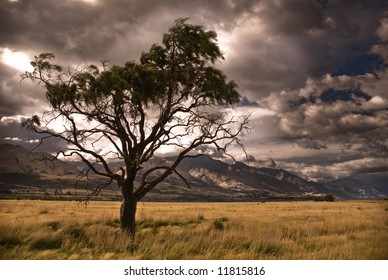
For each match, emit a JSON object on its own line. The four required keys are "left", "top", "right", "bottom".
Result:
{"left": 0, "top": 0, "right": 387, "bottom": 185}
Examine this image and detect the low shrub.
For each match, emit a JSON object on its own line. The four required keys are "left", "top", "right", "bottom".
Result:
{"left": 313, "top": 194, "right": 335, "bottom": 202}
{"left": 213, "top": 217, "right": 229, "bottom": 230}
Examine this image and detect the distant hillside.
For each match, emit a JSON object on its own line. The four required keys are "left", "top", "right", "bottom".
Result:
{"left": 176, "top": 156, "right": 312, "bottom": 196}
{"left": 327, "top": 177, "right": 386, "bottom": 200}
{"left": 175, "top": 156, "right": 385, "bottom": 200}
{"left": 0, "top": 144, "right": 106, "bottom": 199}
{"left": 0, "top": 144, "right": 385, "bottom": 201}
{"left": 0, "top": 143, "right": 79, "bottom": 176}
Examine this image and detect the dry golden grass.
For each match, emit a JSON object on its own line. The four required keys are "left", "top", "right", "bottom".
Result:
{"left": 0, "top": 200, "right": 387, "bottom": 260}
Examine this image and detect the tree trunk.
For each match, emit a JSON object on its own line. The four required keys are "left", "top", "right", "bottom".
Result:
{"left": 120, "top": 194, "right": 137, "bottom": 240}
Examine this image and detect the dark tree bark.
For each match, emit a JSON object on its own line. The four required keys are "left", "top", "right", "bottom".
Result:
{"left": 120, "top": 193, "right": 137, "bottom": 239}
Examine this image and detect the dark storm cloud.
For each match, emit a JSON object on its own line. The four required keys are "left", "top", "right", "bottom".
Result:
{"left": 261, "top": 2, "right": 388, "bottom": 179}
{"left": 0, "top": 0, "right": 258, "bottom": 63}
{"left": 260, "top": 3, "right": 388, "bottom": 161}
{"left": 1, "top": 0, "right": 387, "bottom": 182}
{"left": 0, "top": 0, "right": 100, "bottom": 58}
{"left": 1, "top": 0, "right": 385, "bottom": 98}
{"left": 0, "top": 0, "right": 265, "bottom": 119}
{"left": 0, "top": 64, "right": 21, "bottom": 116}
{"left": 222, "top": 0, "right": 387, "bottom": 99}
{"left": 258, "top": 0, "right": 325, "bottom": 35}
{"left": 0, "top": 0, "right": 146, "bottom": 62}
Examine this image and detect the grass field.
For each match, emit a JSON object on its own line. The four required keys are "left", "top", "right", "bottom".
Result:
{"left": 0, "top": 199, "right": 387, "bottom": 260}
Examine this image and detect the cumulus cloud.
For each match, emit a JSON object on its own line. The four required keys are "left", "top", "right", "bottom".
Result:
{"left": 278, "top": 157, "right": 388, "bottom": 182}
{"left": 265, "top": 74, "right": 388, "bottom": 159}
{"left": 243, "top": 154, "right": 277, "bottom": 168}
{"left": 372, "top": 16, "right": 388, "bottom": 62}
{"left": 0, "top": 115, "right": 67, "bottom": 153}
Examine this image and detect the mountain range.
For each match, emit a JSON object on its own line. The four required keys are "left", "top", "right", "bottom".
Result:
{"left": 0, "top": 143, "right": 386, "bottom": 201}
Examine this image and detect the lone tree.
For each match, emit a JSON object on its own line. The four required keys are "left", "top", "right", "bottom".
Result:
{"left": 22, "top": 18, "right": 250, "bottom": 239}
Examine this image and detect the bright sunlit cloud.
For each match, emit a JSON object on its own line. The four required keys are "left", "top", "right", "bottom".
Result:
{"left": 217, "top": 30, "right": 233, "bottom": 58}
{"left": 0, "top": 48, "right": 34, "bottom": 72}
{"left": 69, "top": 0, "right": 97, "bottom": 4}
